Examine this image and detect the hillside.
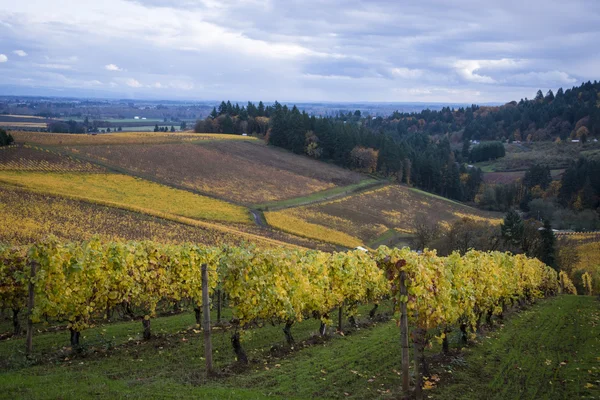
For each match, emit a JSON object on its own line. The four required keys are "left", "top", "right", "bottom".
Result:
{"left": 64, "top": 140, "right": 363, "bottom": 205}
{"left": 265, "top": 184, "right": 502, "bottom": 248}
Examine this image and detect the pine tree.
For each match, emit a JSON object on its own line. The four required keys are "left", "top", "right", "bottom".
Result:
{"left": 501, "top": 209, "right": 524, "bottom": 248}
{"left": 539, "top": 219, "right": 556, "bottom": 269}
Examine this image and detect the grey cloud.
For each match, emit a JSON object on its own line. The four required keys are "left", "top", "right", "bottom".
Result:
{"left": 0, "top": 0, "right": 598, "bottom": 102}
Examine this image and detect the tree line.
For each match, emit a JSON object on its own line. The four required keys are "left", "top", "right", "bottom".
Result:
{"left": 0, "top": 128, "right": 14, "bottom": 147}
{"left": 196, "top": 101, "right": 485, "bottom": 203}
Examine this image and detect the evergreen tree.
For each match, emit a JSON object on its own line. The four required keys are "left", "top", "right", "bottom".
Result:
{"left": 501, "top": 209, "right": 524, "bottom": 248}
{"left": 210, "top": 107, "right": 218, "bottom": 119}
{"left": 539, "top": 219, "right": 556, "bottom": 269}
{"left": 222, "top": 115, "right": 234, "bottom": 134}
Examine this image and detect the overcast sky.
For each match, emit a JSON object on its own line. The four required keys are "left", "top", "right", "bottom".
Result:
{"left": 0, "top": 0, "right": 598, "bottom": 103}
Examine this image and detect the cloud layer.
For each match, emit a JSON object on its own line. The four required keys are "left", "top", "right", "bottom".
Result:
{"left": 0, "top": 0, "right": 598, "bottom": 102}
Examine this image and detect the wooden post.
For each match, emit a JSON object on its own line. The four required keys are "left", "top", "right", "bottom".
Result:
{"left": 26, "top": 261, "right": 38, "bottom": 357}
{"left": 399, "top": 270, "right": 410, "bottom": 395}
{"left": 201, "top": 264, "right": 213, "bottom": 374}
{"left": 216, "top": 289, "right": 221, "bottom": 323}
{"left": 337, "top": 303, "right": 343, "bottom": 332}
{"left": 413, "top": 327, "right": 425, "bottom": 400}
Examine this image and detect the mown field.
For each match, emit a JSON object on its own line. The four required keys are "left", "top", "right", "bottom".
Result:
{"left": 0, "top": 171, "right": 250, "bottom": 224}
{"left": 0, "top": 295, "right": 597, "bottom": 400}
{"left": 64, "top": 140, "right": 363, "bottom": 204}
{"left": 265, "top": 184, "right": 502, "bottom": 247}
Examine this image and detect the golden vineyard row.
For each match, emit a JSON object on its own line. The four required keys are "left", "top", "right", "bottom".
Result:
{"left": 0, "top": 237, "right": 575, "bottom": 336}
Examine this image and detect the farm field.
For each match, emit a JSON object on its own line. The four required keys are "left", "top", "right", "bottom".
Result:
{"left": 66, "top": 140, "right": 363, "bottom": 204}
{"left": 0, "top": 122, "right": 47, "bottom": 129}
{"left": 266, "top": 184, "right": 502, "bottom": 247}
{"left": 0, "top": 144, "right": 105, "bottom": 172}
{"left": 476, "top": 141, "right": 600, "bottom": 172}
{"left": 10, "top": 131, "right": 259, "bottom": 146}
{"left": 483, "top": 168, "right": 564, "bottom": 184}
{"left": 0, "top": 171, "right": 250, "bottom": 224}
{"left": 0, "top": 295, "right": 596, "bottom": 400}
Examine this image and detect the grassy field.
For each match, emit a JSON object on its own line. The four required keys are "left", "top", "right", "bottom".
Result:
{"left": 64, "top": 141, "right": 363, "bottom": 204}
{"left": 10, "top": 131, "right": 259, "bottom": 146}
{"left": 0, "top": 295, "right": 596, "bottom": 399}
{"left": 265, "top": 184, "right": 502, "bottom": 246}
{"left": 0, "top": 172, "right": 250, "bottom": 224}
{"left": 431, "top": 296, "right": 600, "bottom": 400}
{"left": 0, "top": 144, "right": 105, "bottom": 172}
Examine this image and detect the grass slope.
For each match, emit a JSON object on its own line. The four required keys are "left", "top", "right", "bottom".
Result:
{"left": 432, "top": 295, "right": 600, "bottom": 400}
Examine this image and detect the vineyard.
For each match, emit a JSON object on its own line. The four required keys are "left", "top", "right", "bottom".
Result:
{"left": 0, "top": 187, "right": 267, "bottom": 246}
{"left": 1, "top": 237, "right": 579, "bottom": 399}
{"left": 10, "top": 131, "right": 260, "bottom": 146}
{"left": 0, "top": 144, "right": 105, "bottom": 172}
{"left": 265, "top": 185, "right": 502, "bottom": 246}
{"left": 63, "top": 141, "right": 362, "bottom": 204}
{"left": 0, "top": 171, "right": 250, "bottom": 224}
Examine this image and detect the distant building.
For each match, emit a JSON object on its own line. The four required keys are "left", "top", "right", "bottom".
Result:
{"left": 571, "top": 139, "right": 580, "bottom": 143}
{"left": 134, "top": 116, "right": 140, "bottom": 119}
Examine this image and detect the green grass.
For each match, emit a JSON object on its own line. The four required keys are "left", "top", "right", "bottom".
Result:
{"left": 367, "top": 229, "right": 414, "bottom": 249}
{"left": 407, "top": 186, "right": 477, "bottom": 209}
{"left": 253, "top": 178, "right": 383, "bottom": 211}
{"left": 432, "top": 295, "right": 600, "bottom": 400}
{"left": 0, "top": 296, "right": 597, "bottom": 399}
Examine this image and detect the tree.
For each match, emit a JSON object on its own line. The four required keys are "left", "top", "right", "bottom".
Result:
{"left": 412, "top": 214, "right": 441, "bottom": 251}
{"left": 461, "top": 140, "right": 470, "bottom": 160}
{"left": 222, "top": 115, "right": 234, "bottom": 134}
{"left": 538, "top": 219, "right": 556, "bottom": 269}
{"left": 535, "top": 90, "right": 544, "bottom": 102}
{"left": 403, "top": 159, "right": 412, "bottom": 185}
{"left": 210, "top": 107, "right": 218, "bottom": 119}
{"left": 501, "top": 209, "right": 524, "bottom": 248}
{"left": 154, "top": 124, "right": 159, "bottom": 132}
{"left": 0, "top": 129, "right": 14, "bottom": 147}
{"left": 523, "top": 164, "right": 552, "bottom": 190}
{"left": 350, "top": 146, "right": 379, "bottom": 173}
{"left": 170, "top": 125, "right": 176, "bottom": 132}
{"left": 180, "top": 121, "right": 187, "bottom": 130}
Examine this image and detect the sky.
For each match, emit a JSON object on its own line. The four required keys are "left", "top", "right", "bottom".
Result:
{"left": 0, "top": 0, "right": 599, "bottom": 103}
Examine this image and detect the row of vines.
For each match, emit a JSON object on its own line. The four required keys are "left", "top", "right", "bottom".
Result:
{"left": 0, "top": 237, "right": 582, "bottom": 397}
